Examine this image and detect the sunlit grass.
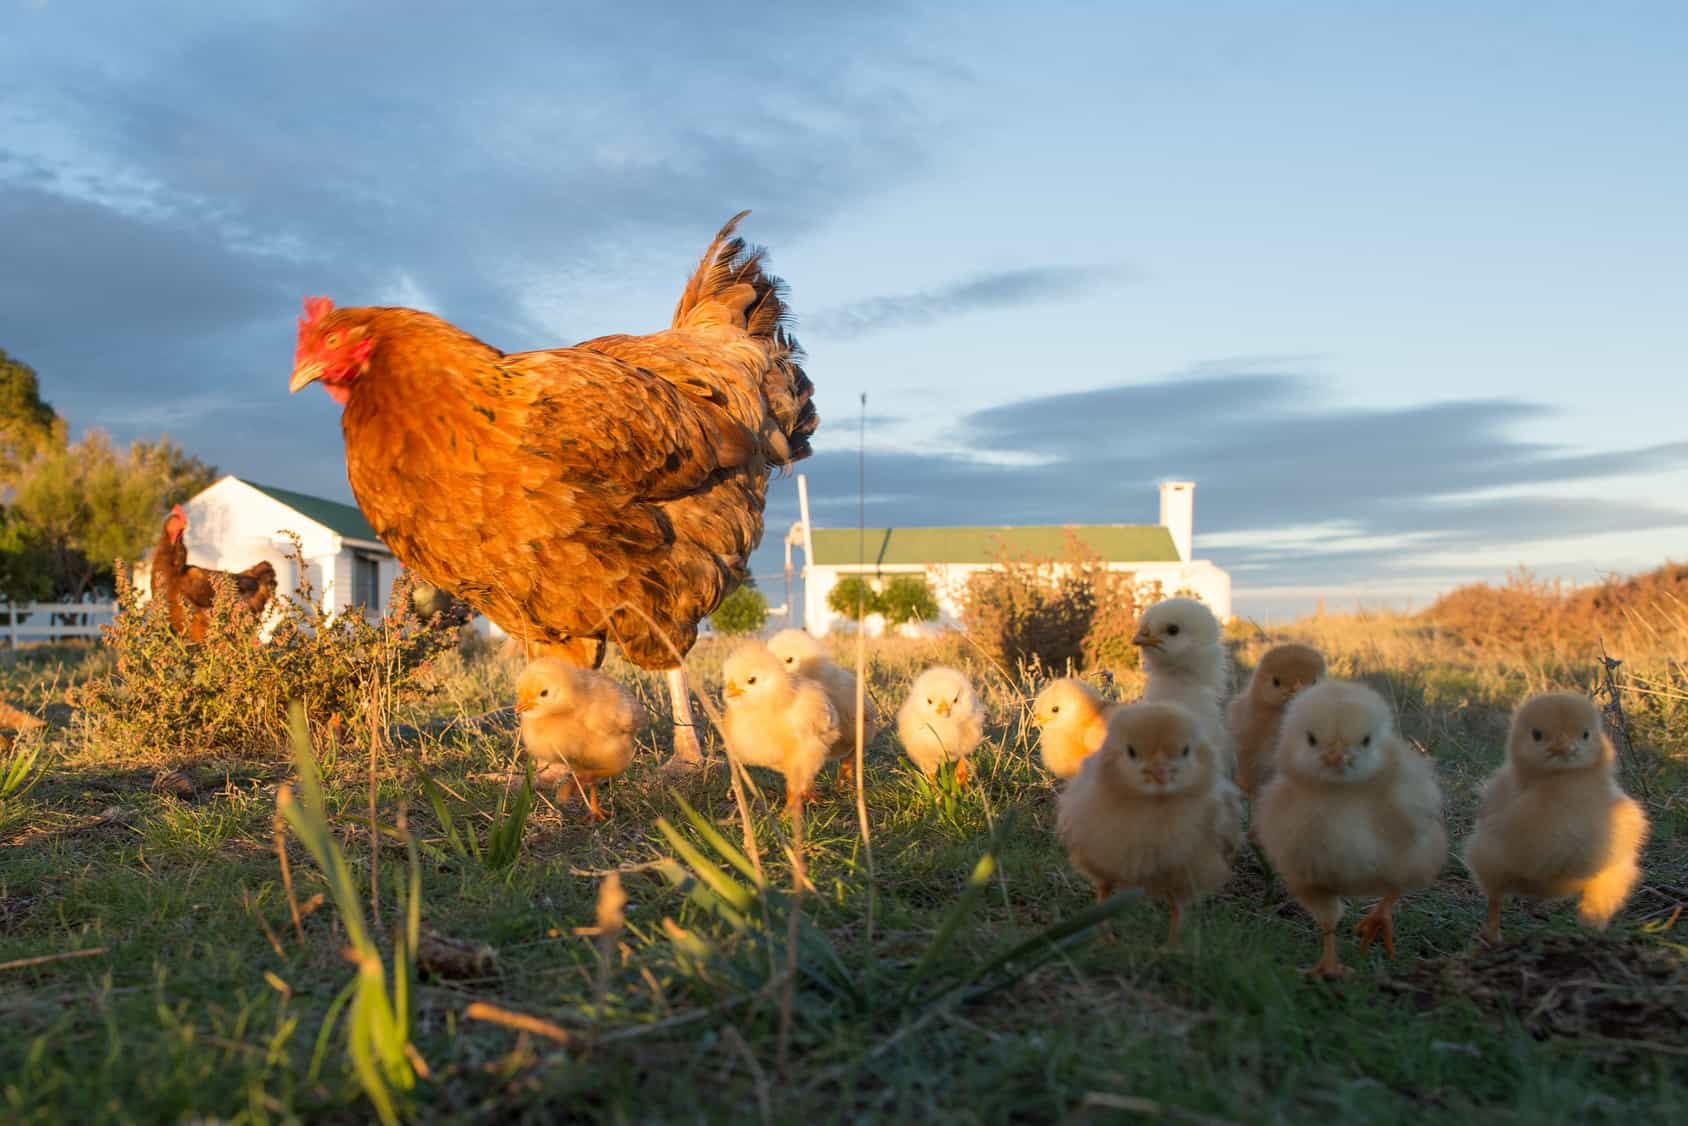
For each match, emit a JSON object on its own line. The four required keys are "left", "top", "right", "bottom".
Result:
{"left": 0, "top": 614, "right": 1683, "bottom": 1122}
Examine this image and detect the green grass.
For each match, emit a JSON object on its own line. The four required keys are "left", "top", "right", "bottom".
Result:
{"left": 1, "top": 633, "right": 1685, "bottom": 1124}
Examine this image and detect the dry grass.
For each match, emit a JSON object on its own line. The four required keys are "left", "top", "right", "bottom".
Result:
{"left": 0, "top": 575, "right": 1684, "bottom": 1123}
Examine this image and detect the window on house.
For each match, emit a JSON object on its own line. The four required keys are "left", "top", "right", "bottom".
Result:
{"left": 353, "top": 555, "right": 381, "bottom": 615}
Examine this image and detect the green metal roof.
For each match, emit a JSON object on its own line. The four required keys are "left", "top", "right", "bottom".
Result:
{"left": 238, "top": 479, "right": 383, "bottom": 544}
{"left": 809, "top": 525, "right": 1179, "bottom": 567}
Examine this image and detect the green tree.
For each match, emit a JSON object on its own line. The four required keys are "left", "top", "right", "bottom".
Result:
{"left": 8, "top": 430, "right": 218, "bottom": 597}
{"left": 878, "top": 575, "right": 938, "bottom": 627}
{"left": 0, "top": 348, "right": 63, "bottom": 486}
{"left": 711, "top": 582, "right": 768, "bottom": 635}
{"left": 826, "top": 576, "right": 883, "bottom": 622}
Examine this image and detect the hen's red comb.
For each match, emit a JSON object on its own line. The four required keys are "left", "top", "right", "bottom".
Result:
{"left": 300, "top": 296, "right": 334, "bottom": 328}
{"left": 170, "top": 503, "right": 186, "bottom": 519}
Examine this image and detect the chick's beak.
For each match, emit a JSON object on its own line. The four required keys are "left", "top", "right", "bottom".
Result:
{"left": 1131, "top": 631, "right": 1158, "bottom": 649}
{"left": 514, "top": 694, "right": 534, "bottom": 714}
{"left": 1320, "top": 742, "right": 1349, "bottom": 769}
{"left": 935, "top": 701, "right": 951, "bottom": 717}
{"left": 1546, "top": 739, "right": 1574, "bottom": 759}
{"left": 724, "top": 682, "right": 743, "bottom": 700}
{"left": 289, "top": 360, "right": 326, "bottom": 394}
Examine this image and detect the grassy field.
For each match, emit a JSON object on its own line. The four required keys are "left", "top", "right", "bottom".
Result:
{"left": 1, "top": 610, "right": 1684, "bottom": 1124}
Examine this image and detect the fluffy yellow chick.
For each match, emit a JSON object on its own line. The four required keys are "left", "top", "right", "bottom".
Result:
{"left": 516, "top": 659, "right": 647, "bottom": 821}
{"left": 897, "top": 667, "right": 986, "bottom": 783}
{"left": 1056, "top": 701, "right": 1244, "bottom": 943}
{"left": 1227, "top": 643, "right": 1327, "bottom": 796}
{"left": 1255, "top": 679, "right": 1447, "bottom": 978}
{"left": 1132, "top": 597, "right": 1233, "bottom": 772}
{"left": 767, "top": 628, "right": 881, "bottom": 786}
{"left": 1464, "top": 692, "right": 1649, "bottom": 944}
{"left": 720, "top": 644, "right": 841, "bottom": 813}
{"left": 1031, "top": 678, "right": 1118, "bottom": 779}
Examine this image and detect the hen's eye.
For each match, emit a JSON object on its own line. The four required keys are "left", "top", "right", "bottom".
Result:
{"left": 1166, "top": 624, "right": 1181, "bottom": 636}
{"left": 1532, "top": 729, "right": 1543, "bottom": 741}
{"left": 1126, "top": 745, "right": 1137, "bottom": 759}
{"left": 325, "top": 332, "right": 341, "bottom": 348}
{"left": 1306, "top": 732, "right": 1318, "bottom": 747}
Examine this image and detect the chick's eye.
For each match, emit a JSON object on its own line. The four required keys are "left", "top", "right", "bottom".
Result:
{"left": 1181, "top": 744, "right": 1191, "bottom": 758}
{"left": 539, "top": 689, "right": 549, "bottom": 698}
{"left": 746, "top": 676, "right": 757, "bottom": 686}
{"left": 1167, "top": 624, "right": 1181, "bottom": 636}
{"left": 1532, "top": 729, "right": 1543, "bottom": 741}
{"left": 1051, "top": 704, "right": 1060, "bottom": 714}
{"left": 1271, "top": 677, "right": 1281, "bottom": 688}
{"left": 1126, "top": 745, "right": 1137, "bottom": 759}
{"left": 1582, "top": 730, "right": 1590, "bottom": 740}
{"left": 1361, "top": 734, "right": 1371, "bottom": 747}
{"left": 1306, "top": 731, "right": 1318, "bottom": 747}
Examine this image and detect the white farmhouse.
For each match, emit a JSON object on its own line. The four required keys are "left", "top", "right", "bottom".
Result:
{"left": 138, "top": 476, "right": 402, "bottom": 620}
{"left": 799, "top": 481, "right": 1232, "bottom": 636}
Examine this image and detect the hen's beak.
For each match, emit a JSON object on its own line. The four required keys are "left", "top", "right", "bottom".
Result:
{"left": 289, "top": 360, "right": 326, "bottom": 394}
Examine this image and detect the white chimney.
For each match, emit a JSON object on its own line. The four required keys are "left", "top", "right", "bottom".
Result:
{"left": 1159, "top": 480, "right": 1195, "bottom": 563}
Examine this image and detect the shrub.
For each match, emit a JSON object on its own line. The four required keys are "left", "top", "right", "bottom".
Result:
{"left": 711, "top": 583, "right": 768, "bottom": 635}
{"left": 959, "top": 536, "right": 1155, "bottom": 675}
{"left": 879, "top": 576, "right": 939, "bottom": 627}
{"left": 78, "top": 535, "right": 459, "bottom": 758}
{"left": 827, "top": 576, "right": 882, "bottom": 622}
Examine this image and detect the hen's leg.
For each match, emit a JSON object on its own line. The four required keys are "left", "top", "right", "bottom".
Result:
{"left": 1480, "top": 895, "right": 1503, "bottom": 946}
{"left": 662, "top": 667, "right": 705, "bottom": 772}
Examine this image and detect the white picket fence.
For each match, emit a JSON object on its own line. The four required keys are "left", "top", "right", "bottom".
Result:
{"left": 1, "top": 600, "right": 120, "bottom": 647}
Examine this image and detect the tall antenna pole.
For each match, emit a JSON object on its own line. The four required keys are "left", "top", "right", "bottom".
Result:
{"left": 852, "top": 391, "right": 875, "bottom": 945}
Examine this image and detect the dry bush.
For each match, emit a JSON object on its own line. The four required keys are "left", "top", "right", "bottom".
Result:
{"left": 1425, "top": 564, "right": 1688, "bottom": 660}
{"left": 78, "top": 537, "right": 460, "bottom": 759}
{"left": 958, "top": 536, "right": 1157, "bottom": 677}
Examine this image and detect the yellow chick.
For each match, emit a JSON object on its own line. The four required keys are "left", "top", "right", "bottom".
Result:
{"left": 1056, "top": 701, "right": 1244, "bottom": 943}
{"left": 1227, "top": 643, "right": 1327, "bottom": 796}
{"left": 897, "top": 667, "right": 986, "bottom": 783}
{"left": 1255, "top": 679, "right": 1447, "bottom": 978}
{"left": 515, "top": 659, "right": 647, "bottom": 821}
{"left": 1132, "top": 597, "right": 1233, "bottom": 772}
{"left": 1031, "top": 678, "right": 1118, "bottom": 779}
{"left": 1464, "top": 692, "right": 1649, "bottom": 944}
{"left": 767, "top": 628, "right": 882, "bottom": 787}
{"left": 720, "top": 644, "right": 841, "bottom": 813}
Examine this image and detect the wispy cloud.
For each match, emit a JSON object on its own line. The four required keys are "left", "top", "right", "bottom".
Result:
{"left": 804, "top": 264, "right": 1130, "bottom": 338}
{"left": 761, "top": 367, "right": 1688, "bottom": 607}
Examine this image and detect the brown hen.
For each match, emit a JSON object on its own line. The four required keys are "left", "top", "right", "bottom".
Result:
{"left": 287, "top": 214, "right": 816, "bottom": 767}
{"left": 149, "top": 504, "right": 278, "bottom": 640}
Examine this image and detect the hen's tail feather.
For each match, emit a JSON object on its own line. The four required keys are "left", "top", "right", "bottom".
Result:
{"left": 674, "top": 212, "right": 818, "bottom": 465}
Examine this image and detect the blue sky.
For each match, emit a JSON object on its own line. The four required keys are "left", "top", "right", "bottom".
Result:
{"left": 3, "top": 0, "right": 1684, "bottom": 618}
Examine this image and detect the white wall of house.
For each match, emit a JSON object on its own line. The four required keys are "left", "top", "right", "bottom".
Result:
{"left": 136, "top": 477, "right": 396, "bottom": 630}
{"left": 803, "top": 558, "right": 1232, "bottom": 637}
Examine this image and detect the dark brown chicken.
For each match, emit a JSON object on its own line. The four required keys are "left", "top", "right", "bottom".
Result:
{"left": 150, "top": 504, "right": 278, "bottom": 640}
{"left": 287, "top": 214, "right": 816, "bottom": 766}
